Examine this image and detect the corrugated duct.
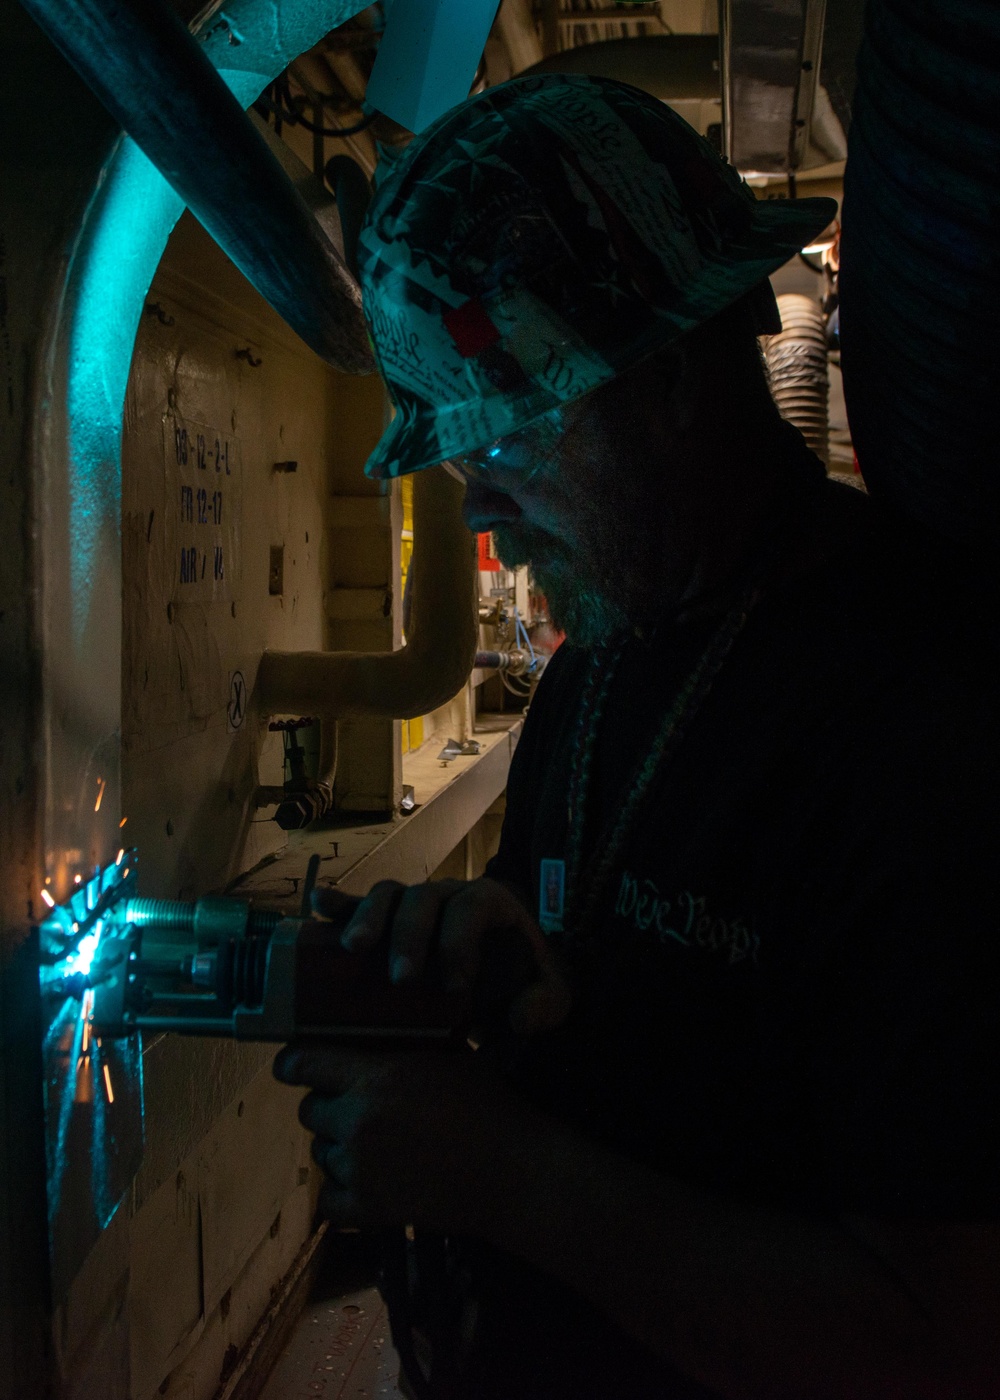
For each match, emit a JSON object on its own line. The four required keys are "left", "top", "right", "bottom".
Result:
{"left": 764, "top": 294, "right": 829, "bottom": 468}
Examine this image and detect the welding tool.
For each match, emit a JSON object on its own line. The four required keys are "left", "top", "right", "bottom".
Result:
{"left": 39, "top": 851, "right": 530, "bottom": 1400}
{"left": 40, "top": 852, "right": 520, "bottom": 1046}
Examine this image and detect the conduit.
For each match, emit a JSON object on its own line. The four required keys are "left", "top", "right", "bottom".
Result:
{"left": 839, "top": 0, "right": 1000, "bottom": 559}
{"left": 256, "top": 468, "right": 478, "bottom": 721}
{"left": 19, "top": 0, "right": 373, "bottom": 374}
{"left": 763, "top": 294, "right": 829, "bottom": 468}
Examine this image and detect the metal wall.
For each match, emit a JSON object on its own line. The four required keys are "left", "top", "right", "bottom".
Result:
{"left": 1, "top": 4, "right": 121, "bottom": 1393}
{"left": 0, "top": 3, "right": 397, "bottom": 1393}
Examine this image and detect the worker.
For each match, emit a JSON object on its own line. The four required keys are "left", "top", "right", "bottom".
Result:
{"left": 275, "top": 75, "right": 1000, "bottom": 1399}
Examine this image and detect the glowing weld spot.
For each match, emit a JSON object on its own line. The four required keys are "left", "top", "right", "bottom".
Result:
{"left": 74, "top": 874, "right": 83, "bottom": 885}
{"left": 66, "top": 924, "right": 102, "bottom": 979}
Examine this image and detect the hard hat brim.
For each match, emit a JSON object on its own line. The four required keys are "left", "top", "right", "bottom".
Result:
{"left": 363, "top": 193, "right": 835, "bottom": 481}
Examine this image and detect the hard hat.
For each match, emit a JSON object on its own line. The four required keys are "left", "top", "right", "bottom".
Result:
{"left": 358, "top": 74, "right": 836, "bottom": 480}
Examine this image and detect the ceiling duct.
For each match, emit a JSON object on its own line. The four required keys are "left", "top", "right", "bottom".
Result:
{"left": 524, "top": 33, "right": 720, "bottom": 101}
{"left": 720, "top": 0, "right": 831, "bottom": 175}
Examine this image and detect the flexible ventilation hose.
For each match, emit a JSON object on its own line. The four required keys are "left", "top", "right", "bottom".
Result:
{"left": 839, "top": 0, "right": 1000, "bottom": 560}
{"left": 763, "top": 294, "right": 830, "bottom": 468}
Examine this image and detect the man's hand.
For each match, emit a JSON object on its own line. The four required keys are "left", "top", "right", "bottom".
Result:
{"left": 311, "top": 876, "right": 570, "bottom": 1035}
{"left": 275, "top": 877, "right": 570, "bottom": 1233}
{"left": 273, "top": 1042, "right": 539, "bottom": 1234}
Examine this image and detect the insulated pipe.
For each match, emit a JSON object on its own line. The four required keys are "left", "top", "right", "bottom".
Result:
{"left": 256, "top": 468, "right": 478, "bottom": 720}
{"left": 839, "top": 0, "right": 1000, "bottom": 560}
{"left": 763, "top": 294, "right": 829, "bottom": 468}
{"left": 495, "top": 0, "right": 544, "bottom": 73}
{"left": 324, "top": 155, "right": 373, "bottom": 281}
{"left": 18, "top": 0, "right": 374, "bottom": 375}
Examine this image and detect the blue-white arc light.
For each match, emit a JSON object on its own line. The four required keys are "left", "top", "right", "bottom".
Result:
{"left": 39, "top": 853, "right": 142, "bottom": 1232}
{"left": 46, "top": 0, "right": 377, "bottom": 1259}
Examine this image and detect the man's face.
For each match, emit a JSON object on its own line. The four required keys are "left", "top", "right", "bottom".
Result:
{"left": 447, "top": 362, "right": 685, "bottom": 647}
{"left": 444, "top": 406, "right": 618, "bottom": 646}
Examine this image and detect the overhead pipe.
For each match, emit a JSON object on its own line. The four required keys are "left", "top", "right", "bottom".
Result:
{"left": 256, "top": 468, "right": 478, "bottom": 721}
{"left": 18, "top": 0, "right": 374, "bottom": 375}
{"left": 839, "top": 0, "right": 1000, "bottom": 562}
{"left": 324, "top": 155, "right": 374, "bottom": 280}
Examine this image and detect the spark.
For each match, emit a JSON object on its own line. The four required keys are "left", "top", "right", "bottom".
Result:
{"left": 74, "top": 1050, "right": 93, "bottom": 1106}
{"left": 94, "top": 778, "right": 106, "bottom": 812}
{"left": 82, "top": 1020, "right": 91, "bottom": 1053}
{"left": 71, "top": 922, "right": 79, "bottom": 933}
{"left": 74, "top": 874, "right": 83, "bottom": 885}
{"left": 122, "top": 868, "right": 130, "bottom": 880}
{"left": 115, "top": 849, "right": 124, "bottom": 866}
{"left": 45, "top": 876, "right": 52, "bottom": 886}
{"left": 119, "top": 816, "right": 128, "bottom": 828}
{"left": 103, "top": 1064, "right": 114, "bottom": 1104}
{"left": 40, "top": 889, "right": 56, "bottom": 909}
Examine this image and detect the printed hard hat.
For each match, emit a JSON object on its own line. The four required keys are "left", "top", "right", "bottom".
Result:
{"left": 358, "top": 74, "right": 837, "bottom": 480}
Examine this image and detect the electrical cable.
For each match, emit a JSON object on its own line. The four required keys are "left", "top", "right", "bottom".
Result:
{"left": 280, "top": 72, "right": 377, "bottom": 137}
{"left": 510, "top": 605, "right": 537, "bottom": 674}
{"left": 254, "top": 76, "right": 376, "bottom": 139}
{"left": 281, "top": 103, "right": 376, "bottom": 139}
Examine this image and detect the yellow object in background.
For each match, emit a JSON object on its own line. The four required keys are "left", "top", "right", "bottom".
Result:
{"left": 403, "top": 714, "right": 425, "bottom": 754}
{"left": 400, "top": 477, "right": 424, "bottom": 754}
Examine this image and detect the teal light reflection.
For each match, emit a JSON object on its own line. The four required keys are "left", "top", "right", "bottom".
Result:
{"left": 65, "top": 138, "right": 183, "bottom": 646}
{"left": 63, "top": 1, "right": 372, "bottom": 647}
{"left": 54, "top": 0, "right": 373, "bottom": 1251}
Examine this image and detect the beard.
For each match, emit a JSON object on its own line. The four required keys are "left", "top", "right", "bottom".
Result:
{"left": 491, "top": 521, "right": 633, "bottom": 649}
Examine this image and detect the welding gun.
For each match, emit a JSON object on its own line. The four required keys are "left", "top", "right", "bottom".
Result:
{"left": 43, "top": 851, "right": 524, "bottom": 1046}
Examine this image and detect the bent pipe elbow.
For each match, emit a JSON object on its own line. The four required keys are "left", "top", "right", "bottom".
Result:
{"left": 256, "top": 468, "right": 477, "bottom": 721}
{"left": 20, "top": 0, "right": 374, "bottom": 375}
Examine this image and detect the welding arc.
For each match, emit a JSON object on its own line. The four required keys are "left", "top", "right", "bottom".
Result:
{"left": 39, "top": 877, "right": 126, "bottom": 965}
{"left": 19, "top": 0, "right": 374, "bottom": 375}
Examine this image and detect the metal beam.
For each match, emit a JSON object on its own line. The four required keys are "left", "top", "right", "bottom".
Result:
{"left": 17, "top": 0, "right": 374, "bottom": 374}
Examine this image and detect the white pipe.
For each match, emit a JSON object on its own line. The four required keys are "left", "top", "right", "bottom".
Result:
{"left": 255, "top": 467, "right": 477, "bottom": 721}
